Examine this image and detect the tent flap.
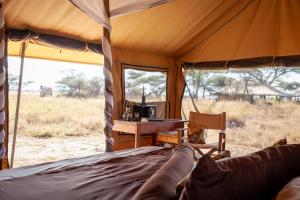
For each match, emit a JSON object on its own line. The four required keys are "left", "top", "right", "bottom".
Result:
{"left": 8, "top": 41, "right": 103, "bottom": 65}
{"left": 184, "top": 55, "right": 300, "bottom": 70}
{"left": 7, "top": 29, "right": 103, "bottom": 55}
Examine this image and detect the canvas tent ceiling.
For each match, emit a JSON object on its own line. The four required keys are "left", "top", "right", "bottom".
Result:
{"left": 4, "top": 0, "right": 300, "bottom": 66}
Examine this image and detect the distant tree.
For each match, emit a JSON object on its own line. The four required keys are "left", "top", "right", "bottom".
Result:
{"left": 238, "top": 73, "right": 257, "bottom": 96}
{"left": 86, "top": 76, "right": 103, "bottom": 97}
{"left": 125, "top": 71, "right": 144, "bottom": 98}
{"left": 8, "top": 73, "right": 18, "bottom": 90}
{"left": 184, "top": 67, "right": 300, "bottom": 101}
{"left": 246, "top": 67, "right": 300, "bottom": 86}
{"left": 56, "top": 70, "right": 103, "bottom": 98}
{"left": 56, "top": 70, "right": 87, "bottom": 98}
{"left": 125, "top": 70, "right": 166, "bottom": 99}
{"left": 186, "top": 70, "right": 211, "bottom": 98}
{"left": 232, "top": 67, "right": 300, "bottom": 99}
{"left": 8, "top": 73, "right": 34, "bottom": 91}
{"left": 277, "top": 81, "right": 300, "bottom": 91}
{"left": 208, "top": 75, "right": 227, "bottom": 90}
{"left": 127, "top": 71, "right": 144, "bottom": 80}
{"left": 140, "top": 74, "right": 166, "bottom": 97}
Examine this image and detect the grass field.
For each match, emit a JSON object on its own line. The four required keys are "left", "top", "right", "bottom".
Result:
{"left": 182, "top": 98, "right": 300, "bottom": 148}
{"left": 8, "top": 94, "right": 300, "bottom": 167}
{"left": 9, "top": 94, "right": 105, "bottom": 138}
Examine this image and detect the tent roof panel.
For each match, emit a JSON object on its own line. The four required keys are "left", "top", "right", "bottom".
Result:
{"left": 4, "top": 0, "right": 102, "bottom": 43}
{"left": 110, "top": 0, "right": 249, "bottom": 57}
{"left": 180, "top": 0, "right": 300, "bottom": 62}
{"left": 4, "top": 0, "right": 300, "bottom": 65}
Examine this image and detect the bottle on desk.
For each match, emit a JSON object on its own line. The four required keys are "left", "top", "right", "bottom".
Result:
{"left": 122, "top": 104, "right": 133, "bottom": 121}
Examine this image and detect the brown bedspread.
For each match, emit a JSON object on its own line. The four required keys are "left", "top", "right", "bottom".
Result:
{"left": 0, "top": 147, "right": 175, "bottom": 200}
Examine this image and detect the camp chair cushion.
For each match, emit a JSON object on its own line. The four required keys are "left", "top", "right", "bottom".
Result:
{"left": 180, "top": 144, "right": 300, "bottom": 200}
{"left": 158, "top": 131, "right": 178, "bottom": 136}
{"left": 187, "top": 123, "right": 206, "bottom": 144}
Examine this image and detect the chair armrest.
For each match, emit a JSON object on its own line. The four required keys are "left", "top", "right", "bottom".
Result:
{"left": 175, "top": 128, "right": 188, "bottom": 140}
{"left": 186, "top": 142, "right": 218, "bottom": 149}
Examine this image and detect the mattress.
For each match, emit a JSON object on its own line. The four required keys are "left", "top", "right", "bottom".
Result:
{"left": 0, "top": 147, "right": 175, "bottom": 200}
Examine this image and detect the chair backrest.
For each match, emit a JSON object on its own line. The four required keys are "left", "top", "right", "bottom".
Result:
{"left": 189, "top": 111, "right": 226, "bottom": 131}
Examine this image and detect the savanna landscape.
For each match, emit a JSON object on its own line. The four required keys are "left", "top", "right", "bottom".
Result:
{"left": 7, "top": 66, "right": 300, "bottom": 167}
{"left": 9, "top": 94, "right": 300, "bottom": 167}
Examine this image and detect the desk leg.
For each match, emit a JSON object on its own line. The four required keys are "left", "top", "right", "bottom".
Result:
{"left": 152, "top": 133, "right": 157, "bottom": 146}
{"left": 135, "top": 133, "right": 141, "bottom": 148}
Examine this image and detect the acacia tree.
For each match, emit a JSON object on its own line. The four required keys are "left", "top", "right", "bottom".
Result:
{"left": 277, "top": 81, "right": 300, "bottom": 91}
{"left": 87, "top": 76, "right": 103, "bottom": 97}
{"left": 125, "top": 71, "right": 144, "bottom": 98}
{"left": 234, "top": 67, "right": 300, "bottom": 99}
{"left": 56, "top": 70, "right": 103, "bottom": 98}
{"left": 238, "top": 73, "right": 256, "bottom": 96}
{"left": 125, "top": 70, "right": 167, "bottom": 100}
{"left": 245, "top": 67, "right": 300, "bottom": 86}
{"left": 140, "top": 74, "right": 166, "bottom": 97}
{"left": 186, "top": 70, "right": 212, "bottom": 98}
{"left": 8, "top": 73, "right": 34, "bottom": 90}
{"left": 56, "top": 71, "right": 87, "bottom": 97}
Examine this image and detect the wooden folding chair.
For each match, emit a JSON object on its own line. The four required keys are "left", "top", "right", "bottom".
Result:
{"left": 187, "top": 111, "right": 226, "bottom": 153}
{"left": 157, "top": 111, "right": 227, "bottom": 157}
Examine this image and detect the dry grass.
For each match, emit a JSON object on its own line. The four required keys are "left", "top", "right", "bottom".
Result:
{"left": 9, "top": 94, "right": 105, "bottom": 138}
{"left": 7, "top": 94, "right": 300, "bottom": 167}
{"left": 9, "top": 94, "right": 300, "bottom": 150}
{"left": 182, "top": 98, "right": 300, "bottom": 148}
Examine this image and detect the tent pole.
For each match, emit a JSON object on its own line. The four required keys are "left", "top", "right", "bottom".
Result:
{"left": 10, "top": 41, "right": 26, "bottom": 168}
{"left": 0, "top": 2, "right": 8, "bottom": 170}
{"left": 2, "top": 33, "right": 10, "bottom": 169}
{"left": 103, "top": 0, "right": 114, "bottom": 152}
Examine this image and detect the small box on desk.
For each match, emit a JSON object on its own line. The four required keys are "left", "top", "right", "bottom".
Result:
{"left": 133, "top": 104, "right": 157, "bottom": 121}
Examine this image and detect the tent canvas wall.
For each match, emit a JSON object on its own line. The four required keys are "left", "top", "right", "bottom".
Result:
{"left": 1, "top": 0, "right": 300, "bottom": 167}
{"left": 7, "top": 0, "right": 300, "bottom": 64}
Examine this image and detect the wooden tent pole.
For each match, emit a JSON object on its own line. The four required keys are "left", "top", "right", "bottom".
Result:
{"left": 103, "top": 0, "right": 114, "bottom": 152}
{"left": 10, "top": 41, "right": 26, "bottom": 168}
{"left": 0, "top": 0, "right": 8, "bottom": 170}
{"left": 2, "top": 34, "right": 10, "bottom": 169}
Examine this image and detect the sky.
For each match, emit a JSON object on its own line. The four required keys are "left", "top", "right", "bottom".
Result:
{"left": 8, "top": 56, "right": 103, "bottom": 91}
{"left": 7, "top": 56, "right": 300, "bottom": 92}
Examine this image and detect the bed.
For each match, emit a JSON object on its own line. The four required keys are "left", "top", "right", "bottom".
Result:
{"left": 0, "top": 146, "right": 194, "bottom": 200}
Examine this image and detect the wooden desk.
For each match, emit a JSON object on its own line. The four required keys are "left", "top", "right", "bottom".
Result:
{"left": 113, "top": 120, "right": 184, "bottom": 148}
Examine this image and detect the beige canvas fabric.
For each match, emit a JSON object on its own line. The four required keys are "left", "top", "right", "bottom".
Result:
{"left": 110, "top": 0, "right": 172, "bottom": 18}
{"left": 9, "top": 42, "right": 103, "bottom": 65}
{"left": 179, "top": 0, "right": 300, "bottom": 63}
{"left": 4, "top": 0, "right": 300, "bottom": 64}
{"left": 70, "top": 0, "right": 111, "bottom": 31}
{"left": 70, "top": 0, "right": 172, "bottom": 32}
